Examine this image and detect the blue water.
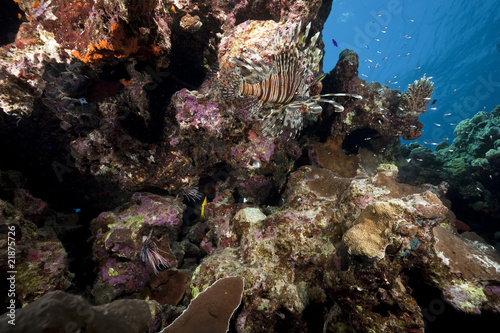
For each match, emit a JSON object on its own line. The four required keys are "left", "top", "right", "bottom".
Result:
{"left": 322, "top": 0, "right": 500, "bottom": 148}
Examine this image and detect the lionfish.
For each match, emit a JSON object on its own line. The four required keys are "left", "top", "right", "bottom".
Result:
{"left": 221, "top": 21, "right": 362, "bottom": 138}
{"left": 140, "top": 229, "right": 173, "bottom": 275}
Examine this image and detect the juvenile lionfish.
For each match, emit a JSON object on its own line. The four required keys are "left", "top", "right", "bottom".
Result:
{"left": 221, "top": 21, "right": 362, "bottom": 138}
{"left": 140, "top": 229, "right": 172, "bottom": 275}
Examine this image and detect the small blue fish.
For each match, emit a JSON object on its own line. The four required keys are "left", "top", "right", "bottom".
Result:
{"left": 332, "top": 39, "right": 338, "bottom": 47}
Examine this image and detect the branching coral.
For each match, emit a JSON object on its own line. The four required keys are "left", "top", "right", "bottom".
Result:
{"left": 398, "top": 75, "right": 434, "bottom": 118}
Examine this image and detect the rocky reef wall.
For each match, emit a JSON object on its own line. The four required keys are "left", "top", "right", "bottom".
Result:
{"left": 1, "top": 1, "right": 499, "bottom": 332}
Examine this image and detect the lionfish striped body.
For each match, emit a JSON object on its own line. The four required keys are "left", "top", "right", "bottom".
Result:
{"left": 222, "top": 21, "right": 362, "bottom": 138}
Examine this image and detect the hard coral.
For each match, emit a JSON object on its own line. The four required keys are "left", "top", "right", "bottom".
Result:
{"left": 343, "top": 199, "right": 406, "bottom": 260}
{"left": 398, "top": 75, "right": 434, "bottom": 118}
{"left": 161, "top": 276, "right": 244, "bottom": 333}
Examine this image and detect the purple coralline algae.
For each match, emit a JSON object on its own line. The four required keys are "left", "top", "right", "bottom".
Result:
{"left": 0, "top": 171, "right": 72, "bottom": 305}
{"left": 174, "top": 89, "right": 228, "bottom": 138}
{"left": 90, "top": 193, "right": 185, "bottom": 304}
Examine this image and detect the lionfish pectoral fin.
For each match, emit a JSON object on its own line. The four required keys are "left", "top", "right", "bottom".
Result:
{"left": 258, "top": 107, "right": 285, "bottom": 138}
{"left": 301, "top": 101, "right": 323, "bottom": 114}
{"left": 240, "top": 95, "right": 261, "bottom": 114}
{"left": 217, "top": 73, "right": 242, "bottom": 102}
{"left": 282, "top": 105, "right": 304, "bottom": 137}
{"left": 261, "top": 117, "right": 279, "bottom": 138}
{"left": 320, "top": 93, "right": 363, "bottom": 99}
{"left": 313, "top": 98, "right": 345, "bottom": 112}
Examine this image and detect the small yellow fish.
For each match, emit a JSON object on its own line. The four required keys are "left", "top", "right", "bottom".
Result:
{"left": 171, "top": 5, "right": 177, "bottom": 13}
{"left": 200, "top": 196, "right": 207, "bottom": 220}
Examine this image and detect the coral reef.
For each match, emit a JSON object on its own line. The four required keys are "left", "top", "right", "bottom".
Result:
{"left": 323, "top": 49, "right": 433, "bottom": 142}
{"left": 398, "top": 105, "right": 500, "bottom": 239}
{"left": 0, "top": 22, "right": 68, "bottom": 117}
{"left": 17, "top": 0, "right": 172, "bottom": 66}
{"left": 440, "top": 106, "right": 500, "bottom": 212}
{"left": 0, "top": 171, "right": 73, "bottom": 306}
{"left": 89, "top": 192, "right": 193, "bottom": 304}
{"left": 1, "top": 0, "right": 499, "bottom": 332}
{"left": 189, "top": 162, "right": 500, "bottom": 332}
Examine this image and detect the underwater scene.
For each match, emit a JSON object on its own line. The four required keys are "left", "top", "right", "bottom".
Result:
{"left": 0, "top": 0, "right": 499, "bottom": 332}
